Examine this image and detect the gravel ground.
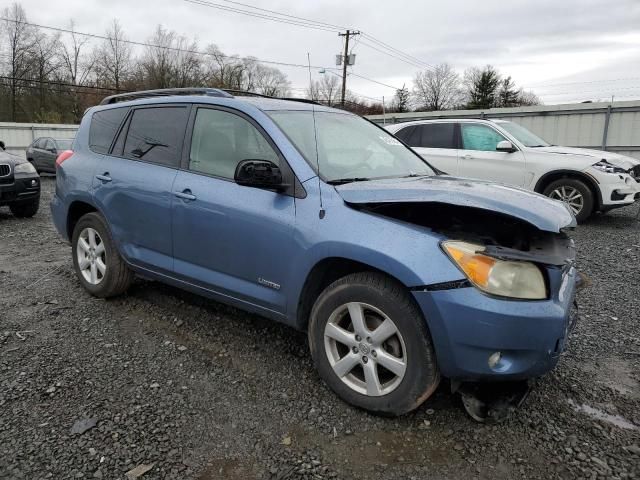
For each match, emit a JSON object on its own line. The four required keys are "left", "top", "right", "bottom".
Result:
{"left": 1, "top": 176, "right": 639, "bottom": 480}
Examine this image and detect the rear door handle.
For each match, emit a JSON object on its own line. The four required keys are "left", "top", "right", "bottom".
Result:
{"left": 461, "top": 154, "right": 473, "bottom": 160}
{"left": 96, "top": 173, "right": 112, "bottom": 183}
{"left": 174, "top": 189, "right": 197, "bottom": 201}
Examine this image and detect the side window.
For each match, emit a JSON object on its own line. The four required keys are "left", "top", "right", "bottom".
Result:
{"left": 123, "top": 107, "right": 189, "bottom": 167}
{"left": 34, "top": 138, "right": 44, "bottom": 149}
{"left": 90, "top": 108, "right": 128, "bottom": 154}
{"left": 420, "top": 124, "right": 456, "bottom": 149}
{"left": 44, "top": 139, "right": 55, "bottom": 151}
{"left": 461, "top": 124, "right": 506, "bottom": 152}
{"left": 189, "top": 108, "right": 279, "bottom": 179}
{"left": 394, "top": 126, "right": 416, "bottom": 145}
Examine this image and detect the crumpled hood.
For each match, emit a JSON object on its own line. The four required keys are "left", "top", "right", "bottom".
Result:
{"left": 534, "top": 146, "right": 640, "bottom": 170}
{"left": 335, "top": 176, "right": 576, "bottom": 233}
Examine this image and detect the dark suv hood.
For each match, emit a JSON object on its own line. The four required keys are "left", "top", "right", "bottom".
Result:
{"left": 0, "top": 150, "right": 25, "bottom": 165}
{"left": 335, "top": 176, "right": 576, "bottom": 233}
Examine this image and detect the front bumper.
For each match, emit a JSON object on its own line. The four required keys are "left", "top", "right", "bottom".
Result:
{"left": 591, "top": 171, "right": 640, "bottom": 208}
{"left": 413, "top": 266, "right": 579, "bottom": 381}
{"left": 0, "top": 173, "right": 40, "bottom": 206}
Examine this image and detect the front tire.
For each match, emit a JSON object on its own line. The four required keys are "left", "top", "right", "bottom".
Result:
{"left": 543, "top": 178, "right": 594, "bottom": 223}
{"left": 71, "top": 212, "right": 133, "bottom": 298}
{"left": 9, "top": 197, "right": 40, "bottom": 218}
{"left": 308, "top": 272, "right": 439, "bottom": 416}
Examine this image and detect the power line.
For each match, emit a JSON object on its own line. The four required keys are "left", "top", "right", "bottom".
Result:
{"left": 357, "top": 39, "right": 426, "bottom": 69}
{"left": 182, "top": 0, "right": 435, "bottom": 71}
{"left": 183, "top": 0, "right": 340, "bottom": 32}
{"left": 539, "top": 85, "right": 640, "bottom": 96}
{"left": 0, "top": 17, "right": 339, "bottom": 71}
{"left": 0, "top": 17, "right": 400, "bottom": 94}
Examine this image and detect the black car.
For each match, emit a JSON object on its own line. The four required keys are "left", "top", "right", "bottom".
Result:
{"left": 26, "top": 137, "right": 73, "bottom": 174}
{"left": 0, "top": 142, "right": 41, "bottom": 218}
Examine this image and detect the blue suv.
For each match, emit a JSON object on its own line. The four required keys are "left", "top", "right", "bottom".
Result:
{"left": 51, "top": 88, "right": 580, "bottom": 418}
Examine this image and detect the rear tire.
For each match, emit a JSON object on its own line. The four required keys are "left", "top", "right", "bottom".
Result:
{"left": 308, "top": 272, "right": 440, "bottom": 416}
{"left": 543, "top": 178, "right": 594, "bottom": 223}
{"left": 71, "top": 212, "right": 133, "bottom": 298}
{"left": 9, "top": 197, "right": 40, "bottom": 218}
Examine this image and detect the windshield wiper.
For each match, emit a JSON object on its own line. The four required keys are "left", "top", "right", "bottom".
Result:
{"left": 326, "top": 177, "right": 371, "bottom": 185}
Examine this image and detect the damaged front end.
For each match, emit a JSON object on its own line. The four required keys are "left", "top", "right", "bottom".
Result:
{"left": 335, "top": 177, "right": 583, "bottom": 422}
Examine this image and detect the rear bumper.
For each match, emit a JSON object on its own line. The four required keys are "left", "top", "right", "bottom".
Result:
{"left": 413, "top": 267, "right": 579, "bottom": 381}
{"left": 50, "top": 193, "right": 69, "bottom": 241}
{"left": 0, "top": 174, "right": 40, "bottom": 206}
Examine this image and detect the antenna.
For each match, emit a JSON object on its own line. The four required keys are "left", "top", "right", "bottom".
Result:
{"left": 307, "top": 52, "right": 325, "bottom": 216}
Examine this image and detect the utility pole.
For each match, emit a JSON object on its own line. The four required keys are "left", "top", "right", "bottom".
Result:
{"left": 338, "top": 30, "right": 360, "bottom": 106}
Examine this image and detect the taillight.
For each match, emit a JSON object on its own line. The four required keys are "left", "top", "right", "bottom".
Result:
{"left": 55, "top": 150, "right": 74, "bottom": 168}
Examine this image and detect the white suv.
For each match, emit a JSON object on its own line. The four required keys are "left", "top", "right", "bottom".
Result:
{"left": 386, "top": 119, "right": 640, "bottom": 222}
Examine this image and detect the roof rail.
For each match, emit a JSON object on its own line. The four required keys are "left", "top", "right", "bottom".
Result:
{"left": 221, "top": 89, "right": 271, "bottom": 98}
{"left": 278, "top": 97, "right": 323, "bottom": 106}
{"left": 99, "top": 88, "right": 233, "bottom": 105}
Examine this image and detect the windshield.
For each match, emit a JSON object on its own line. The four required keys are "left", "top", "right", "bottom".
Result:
{"left": 56, "top": 139, "right": 73, "bottom": 150}
{"left": 268, "top": 111, "right": 434, "bottom": 182}
{"left": 499, "top": 121, "right": 550, "bottom": 148}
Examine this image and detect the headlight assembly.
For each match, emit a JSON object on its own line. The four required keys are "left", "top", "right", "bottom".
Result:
{"left": 14, "top": 162, "right": 37, "bottom": 175}
{"left": 592, "top": 160, "right": 627, "bottom": 174}
{"left": 442, "top": 240, "right": 547, "bottom": 300}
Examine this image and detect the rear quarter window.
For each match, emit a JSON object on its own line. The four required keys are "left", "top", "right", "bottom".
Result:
{"left": 89, "top": 108, "right": 129, "bottom": 154}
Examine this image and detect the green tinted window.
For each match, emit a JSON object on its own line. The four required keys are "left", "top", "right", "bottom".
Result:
{"left": 461, "top": 124, "right": 506, "bottom": 152}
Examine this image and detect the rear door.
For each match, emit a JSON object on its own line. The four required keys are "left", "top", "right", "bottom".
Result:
{"left": 30, "top": 138, "right": 46, "bottom": 170}
{"left": 458, "top": 123, "right": 526, "bottom": 186}
{"left": 41, "top": 138, "right": 57, "bottom": 172}
{"left": 91, "top": 105, "right": 190, "bottom": 275}
{"left": 395, "top": 123, "right": 459, "bottom": 175}
{"left": 171, "top": 105, "right": 296, "bottom": 314}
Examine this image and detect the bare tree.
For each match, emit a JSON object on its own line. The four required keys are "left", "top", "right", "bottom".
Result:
{"left": 32, "top": 30, "right": 62, "bottom": 120}
{"left": 94, "top": 20, "right": 131, "bottom": 91}
{"left": 412, "top": 63, "right": 463, "bottom": 111}
{"left": 307, "top": 74, "right": 341, "bottom": 106}
{"left": 252, "top": 63, "right": 290, "bottom": 96}
{"left": 140, "top": 25, "right": 177, "bottom": 89}
{"left": 1, "top": 3, "right": 37, "bottom": 121}
{"left": 516, "top": 89, "right": 542, "bottom": 106}
{"left": 59, "top": 20, "right": 95, "bottom": 119}
{"left": 202, "top": 44, "right": 244, "bottom": 89}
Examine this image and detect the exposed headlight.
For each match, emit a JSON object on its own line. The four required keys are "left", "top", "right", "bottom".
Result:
{"left": 14, "top": 162, "right": 37, "bottom": 174}
{"left": 592, "top": 160, "right": 627, "bottom": 174}
{"left": 442, "top": 240, "right": 547, "bottom": 300}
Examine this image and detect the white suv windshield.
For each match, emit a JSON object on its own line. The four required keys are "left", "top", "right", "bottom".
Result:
{"left": 499, "top": 121, "right": 550, "bottom": 148}
{"left": 268, "top": 111, "right": 434, "bottom": 182}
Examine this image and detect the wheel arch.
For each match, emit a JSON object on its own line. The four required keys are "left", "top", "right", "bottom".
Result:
{"left": 66, "top": 200, "right": 99, "bottom": 240}
{"left": 534, "top": 169, "right": 602, "bottom": 210}
{"left": 295, "top": 257, "right": 416, "bottom": 331}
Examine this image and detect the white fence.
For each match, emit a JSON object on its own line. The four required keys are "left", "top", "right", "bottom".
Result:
{"left": 0, "top": 122, "right": 78, "bottom": 159}
{"left": 368, "top": 100, "right": 640, "bottom": 160}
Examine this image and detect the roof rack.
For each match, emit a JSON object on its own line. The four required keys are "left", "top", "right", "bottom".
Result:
{"left": 99, "top": 88, "right": 233, "bottom": 105}
{"left": 221, "top": 89, "right": 271, "bottom": 98}
{"left": 278, "top": 97, "right": 322, "bottom": 106}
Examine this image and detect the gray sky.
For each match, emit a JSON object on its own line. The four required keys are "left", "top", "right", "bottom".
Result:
{"left": 14, "top": 0, "right": 640, "bottom": 105}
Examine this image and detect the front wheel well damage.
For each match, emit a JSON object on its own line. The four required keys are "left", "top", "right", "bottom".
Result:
{"left": 296, "top": 258, "right": 407, "bottom": 331}
{"left": 534, "top": 170, "right": 601, "bottom": 210}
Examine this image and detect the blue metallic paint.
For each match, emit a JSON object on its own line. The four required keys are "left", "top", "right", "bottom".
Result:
{"left": 50, "top": 94, "right": 579, "bottom": 382}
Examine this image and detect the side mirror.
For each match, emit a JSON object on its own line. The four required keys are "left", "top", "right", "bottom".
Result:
{"left": 234, "top": 160, "right": 286, "bottom": 190}
{"left": 48, "top": 148, "right": 57, "bottom": 154}
{"left": 496, "top": 140, "right": 517, "bottom": 153}
{"left": 0, "top": 141, "right": 5, "bottom": 151}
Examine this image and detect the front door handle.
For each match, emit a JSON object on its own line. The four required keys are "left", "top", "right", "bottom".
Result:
{"left": 461, "top": 154, "right": 473, "bottom": 160}
{"left": 174, "top": 189, "right": 197, "bottom": 201}
{"left": 96, "top": 173, "right": 112, "bottom": 183}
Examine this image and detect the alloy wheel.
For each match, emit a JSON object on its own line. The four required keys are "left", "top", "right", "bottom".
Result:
{"left": 77, "top": 227, "right": 106, "bottom": 285}
{"left": 323, "top": 302, "right": 407, "bottom": 396}
{"left": 549, "top": 185, "right": 584, "bottom": 215}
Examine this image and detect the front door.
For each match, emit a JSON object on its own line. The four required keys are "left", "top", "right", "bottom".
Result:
{"left": 457, "top": 123, "right": 526, "bottom": 186}
{"left": 172, "top": 106, "right": 296, "bottom": 314}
